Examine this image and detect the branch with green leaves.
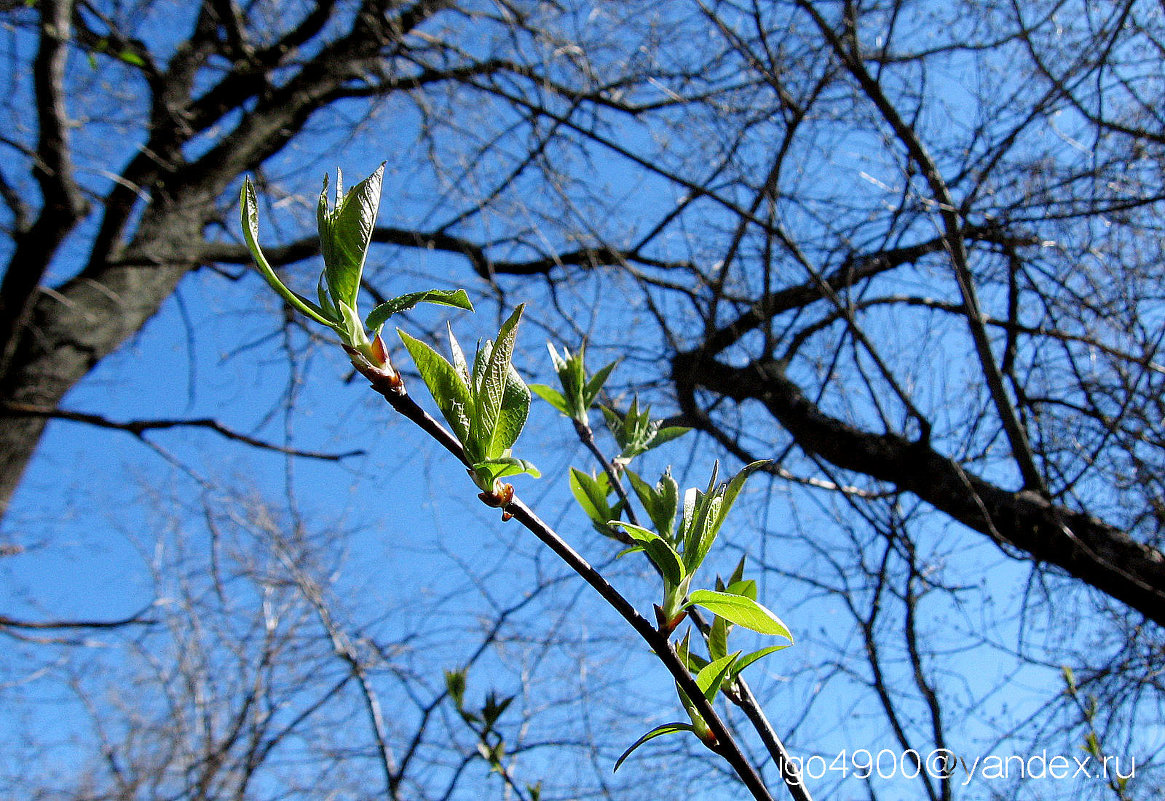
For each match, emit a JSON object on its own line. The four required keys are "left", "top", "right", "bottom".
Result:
{"left": 444, "top": 669, "right": 542, "bottom": 801}
{"left": 536, "top": 346, "right": 810, "bottom": 798}
{"left": 240, "top": 167, "right": 808, "bottom": 801}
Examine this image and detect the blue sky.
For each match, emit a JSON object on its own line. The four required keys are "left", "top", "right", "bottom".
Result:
{"left": 3, "top": 2, "right": 1162, "bottom": 799}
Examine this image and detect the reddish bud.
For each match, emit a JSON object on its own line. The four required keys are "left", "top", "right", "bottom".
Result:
{"left": 370, "top": 333, "right": 390, "bottom": 367}
{"left": 653, "top": 604, "right": 686, "bottom": 635}
{"left": 477, "top": 483, "right": 515, "bottom": 521}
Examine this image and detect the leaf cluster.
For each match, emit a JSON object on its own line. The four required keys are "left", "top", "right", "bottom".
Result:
{"left": 241, "top": 167, "right": 472, "bottom": 367}
{"left": 530, "top": 344, "right": 617, "bottom": 425}
{"left": 530, "top": 342, "right": 794, "bottom": 771}
{"left": 602, "top": 398, "right": 690, "bottom": 464}
{"left": 613, "top": 461, "right": 789, "bottom": 637}
{"left": 400, "top": 307, "right": 539, "bottom": 495}
{"left": 445, "top": 670, "right": 521, "bottom": 779}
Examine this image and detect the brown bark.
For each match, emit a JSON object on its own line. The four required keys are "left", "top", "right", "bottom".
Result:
{"left": 673, "top": 351, "right": 1165, "bottom": 626}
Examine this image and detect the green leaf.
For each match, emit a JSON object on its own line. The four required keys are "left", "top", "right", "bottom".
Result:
{"left": 726, "top": 579, "right": 757, "bottom": 601}
{"left": 677, "top": 487, "right": 698, "bottom": 552}
{"left": 444, "top": 669, "right": 467, "bottom": 708}
{"left": 319, "top": 165, "right": 383, "bottom": 309}
{"left": 398, "top": 329, "right": 473, "bottom": 445}
{"left": 732, "top": 645, "right": 791, "bottom": 676}
{"left": 602, "top": 398, "right": 687, "bottom": 461}
{"left": 529, "top": 384, "right": 570, "bottom": 415}
{"left": 582, "top": 358, "right": 619, "bottom": 408}
{"left": 481, "top": 692, "right": 514, "bottom": 728}
{"left": 447, "top": 325, "right": 472, "bottom": 387}
{"left": 569, "top": 469, "right": 614, "bottom": 524}
{"left": 627, "top": 469, "right": 679, "bottom": 541}
{"left": 365, "top": 289, "right": 474, "bottom": 333}
{"left": 708, "top": 614, "right": 729, "bottom": 662}
{"left": 240, "top": 179, "right": 336, "bottom": 328}
{"left": 682, "top": 461, "right": 770, "bottom": 574}
{"left": 336, "top": 299, "right": 370, "bottom": 348}
{"left": 317, "top": 273, "right": 339, "bottom": 321}
{"left": 683, "top": 489, "right": 721, "bottom": 573}
{"left": 471, "top": 338, "right": 490, "bottom": 395}
{"left": 686, "top": 590, "right": 793, "bottom": 640}
{"left": 712, "top": 460, "right": 770, "bottom": 538}
{"left": 674, "top": 630, "right": 709, "bottom": 673}
{"left": 477, "top": 305, "right": 525, "bottom": 447}
{"left": 647, "top": 425, "right": 691, "bottom": 449}
{"left": 548, "top": 343, "right": 587, "bottom": 415}
{"left": 728, "top": 555, "right": 747, "bottom": 586}
{"left": 674, "top": 681, "right": 705, "bottom": 733}
{"left": 612, "top": 521, "right": 685, "bottom": 587}
{"left": 117, "top": 50, "right": 146, "bottom": 67}
{"left": 695, "top": 651, "right": 741, "bottom": 701}
{"left": 613, "top": 723, "right": 696, "bottom": 772}
{"left": 485, "top": 364, "right": 530, "bottom": 459}
{"left": 473, "top": 457, "right": 540, "bottom": 487}
{"left": 91, "top": 37, "right": 147, "bottom": 68}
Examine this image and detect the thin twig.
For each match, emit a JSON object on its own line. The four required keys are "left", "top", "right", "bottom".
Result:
{"left": 2, "top": 402, "right": 363, "bottom": 461}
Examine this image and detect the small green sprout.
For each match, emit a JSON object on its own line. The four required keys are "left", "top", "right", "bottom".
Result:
{"left": 602, "top": 398, "right": 690, "bottom": 465}
{"left": 608, "top": 461, "right": 790, "bottom": 638}
{"left": 398, "top": 306, "right": 540, "bottom": 513}
{"left": 529, "top": 343, "right": 618, "bottom": 425}
{"left": 240, "top": 166, "right": 473, "bottom": 382}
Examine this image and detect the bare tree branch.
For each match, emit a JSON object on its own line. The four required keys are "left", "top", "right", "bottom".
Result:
{"left": 2, "top": 402, "right": 363, "bottom": 461}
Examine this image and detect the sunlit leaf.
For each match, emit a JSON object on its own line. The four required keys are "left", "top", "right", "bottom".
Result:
{"left": 686, "top": 493, "right": 722, "bottom": 573}
{"left": 478, "top": 305, "right": 524, "bottom": 443}
{"left": 712, "top": 460, "right": 770, "bottom": 538}
{"left": 529, "top": 384, "right": 570, "bottom": 415}
{"left": 647, "top": 425, "right": 691, "bottom": 449}
{"left": 728, "top": 555, "right": 747, "bottom": 586}
{"left": 448, "top": 325, "right": 471, "bottom": 387}
{"left": 695, "top": 651, "right": 740, "bottom": 701}
{"left": 582, "top": 358, "right": 618, "bottom": 408}
{"left": 612, "top": 521, "right": 685, "bottom": 586}
{"left": 240, "top": 178, "right": 336, "bottom": 328}
{"left": 486, "top": 364, "right": 530, "bottom": 459}
{"left": 320, "top": 165, "right": 383, "bottom": 309}
{"left": 674, "top": 630, "right": 708, "bottom": 673}
{"left": 686, "top": 590, "right": 793, "bottom": 640}
{"left": 732, "top": 645, "right": 791, "bottom": 676}
{"left": 365, "top": 289, "right": 473, "bottom": 333}
{"left": 708, "top": 614, "right": 729, "bottom": 662}
{"left": 398, "top": 329, "right": 473, "bottom": 444}
{"left": 473, "top": 457, "right": 540, "bottom": 486}
{"left": 613, "top": 723, "right": 696, "bottom": 772}
{"left": 627, "top": 469, "right": 679, "bottom": 540}
{"left": 570, "top": 468, "right": 614, "bottom": 525}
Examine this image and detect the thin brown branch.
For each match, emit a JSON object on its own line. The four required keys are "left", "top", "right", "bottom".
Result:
{"left": 2, "top": 402, "right": 363, "bottom": 461}
{"left": 673, "top": 351, "right": 1165, "bottom": 626}
{"left": 0, "top": 608, "right": 154, "bottom": 630}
